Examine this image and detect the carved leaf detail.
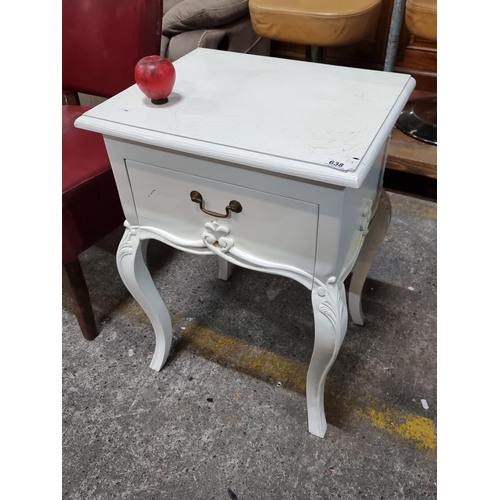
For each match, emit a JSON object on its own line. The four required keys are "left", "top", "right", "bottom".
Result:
{"left": 201, "top": 231, "right": 217, "bottom": 246}
{"left": 117, "top": 222, "right": 137, "bottom": 263}
{"left": 315, "top": 278, "right": 344, "bottom": 332}
{"left": 202, "top": 221, "right": 233, "bottom": 253}
{"left": 218, "top": 236, "right": 234, "bottom": 253}
{"left": 319, "top": 300, "right": 338, "bottom": 327}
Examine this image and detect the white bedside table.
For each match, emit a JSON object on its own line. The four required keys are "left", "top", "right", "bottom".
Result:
{"left": 75, "top": 48, "right": 415, "bottom": 438}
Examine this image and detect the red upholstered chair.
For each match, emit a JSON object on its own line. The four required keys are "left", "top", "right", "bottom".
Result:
{"left": 62, "top": 0, "right": 163, "bottom": 340}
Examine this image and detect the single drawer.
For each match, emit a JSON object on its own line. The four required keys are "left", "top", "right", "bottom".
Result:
{"left": 125, "top": 160, "right": 319, "bottom": 277}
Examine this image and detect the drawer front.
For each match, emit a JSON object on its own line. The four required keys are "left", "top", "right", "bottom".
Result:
{"left": 125, "top": 160, "right": 319, "bottom": 276}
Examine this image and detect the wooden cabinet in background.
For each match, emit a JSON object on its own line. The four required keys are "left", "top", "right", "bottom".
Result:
{"left": 269, "top": 0, "right": 436, "bottom": 93}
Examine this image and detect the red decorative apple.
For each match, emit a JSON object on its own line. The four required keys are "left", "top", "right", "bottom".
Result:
{"left": 134, "top": 55, "right": 176, "bottom": 105}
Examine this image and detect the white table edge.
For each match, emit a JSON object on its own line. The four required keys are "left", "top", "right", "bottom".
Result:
{"left": 74, "top": 76, "right": 414, "bottom": 190}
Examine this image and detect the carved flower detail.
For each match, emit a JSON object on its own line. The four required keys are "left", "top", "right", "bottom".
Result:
{"left": 202, "top": 221, "right": 234, "bottom": 253}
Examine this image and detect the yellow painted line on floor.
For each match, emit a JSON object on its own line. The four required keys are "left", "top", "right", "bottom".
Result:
{"left": 113, "top": 300, "right": 436, "bottom": 451}
{"left": 182, "top": 320, "right": 436, "bottom": 452}
{"left": 182, "top": 320, "right": 308, "bottom": 394}
{"left": 111, "top": 299, "right": 149, "bottom": 322}
{"left": 364, "top": 407, "right": 436, "bottom": 451}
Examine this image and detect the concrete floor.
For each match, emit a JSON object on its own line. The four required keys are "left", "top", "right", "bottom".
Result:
{"left": 62, "top": 191, "right": 437, "bottom": 500}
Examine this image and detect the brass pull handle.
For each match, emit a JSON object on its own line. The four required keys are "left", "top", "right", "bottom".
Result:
{"left": 190, "top": 190, "right": 242, "bottom": 218}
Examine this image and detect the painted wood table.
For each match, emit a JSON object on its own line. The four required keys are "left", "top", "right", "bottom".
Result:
{"left": 75, "top": 48, "right": 415, "bottom": 438}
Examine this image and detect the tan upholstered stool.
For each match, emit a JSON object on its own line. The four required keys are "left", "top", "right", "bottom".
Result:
{"left": 405, "top": 0, "right": 437, "bottom": 40}
{"left": 396, "top": 0, "right": 437, "bottom": 145}
{"left": 249, "top": 0, "right": 382, "bottom": 63}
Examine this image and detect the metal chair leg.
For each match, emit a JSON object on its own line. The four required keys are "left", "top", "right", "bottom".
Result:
{"left": 306, "top": 45, "right": 325, "bottom": 63}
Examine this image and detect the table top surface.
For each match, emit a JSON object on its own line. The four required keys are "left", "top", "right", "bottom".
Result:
{"left": 76, "top": 49, "right": 415, "bottom": 188}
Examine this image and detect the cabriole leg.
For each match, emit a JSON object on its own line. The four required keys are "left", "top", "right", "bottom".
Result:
{"left": 348, "top": 190, "right": 392, "bottom": 325}
{"left": 307, "top": 278, "right": 348, "bottom": 437}
{"left": 116, "top": 223, "right": 172, "bottom": 371}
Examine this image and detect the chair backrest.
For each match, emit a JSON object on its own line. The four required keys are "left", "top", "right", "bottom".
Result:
{"left": 62, "top": 0, "right": 162, "bottom": 98}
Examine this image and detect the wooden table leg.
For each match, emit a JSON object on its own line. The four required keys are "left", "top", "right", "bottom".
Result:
{"left": 62, "top": 259, "right": 98, "bottom": 341}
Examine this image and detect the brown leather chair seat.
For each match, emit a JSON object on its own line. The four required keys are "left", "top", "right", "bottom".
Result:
{"left": 406, "top": 0, "right": 437, "bottom": 42}
{"left": 249, "top": 0, "right": 382, "bottom": 47}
